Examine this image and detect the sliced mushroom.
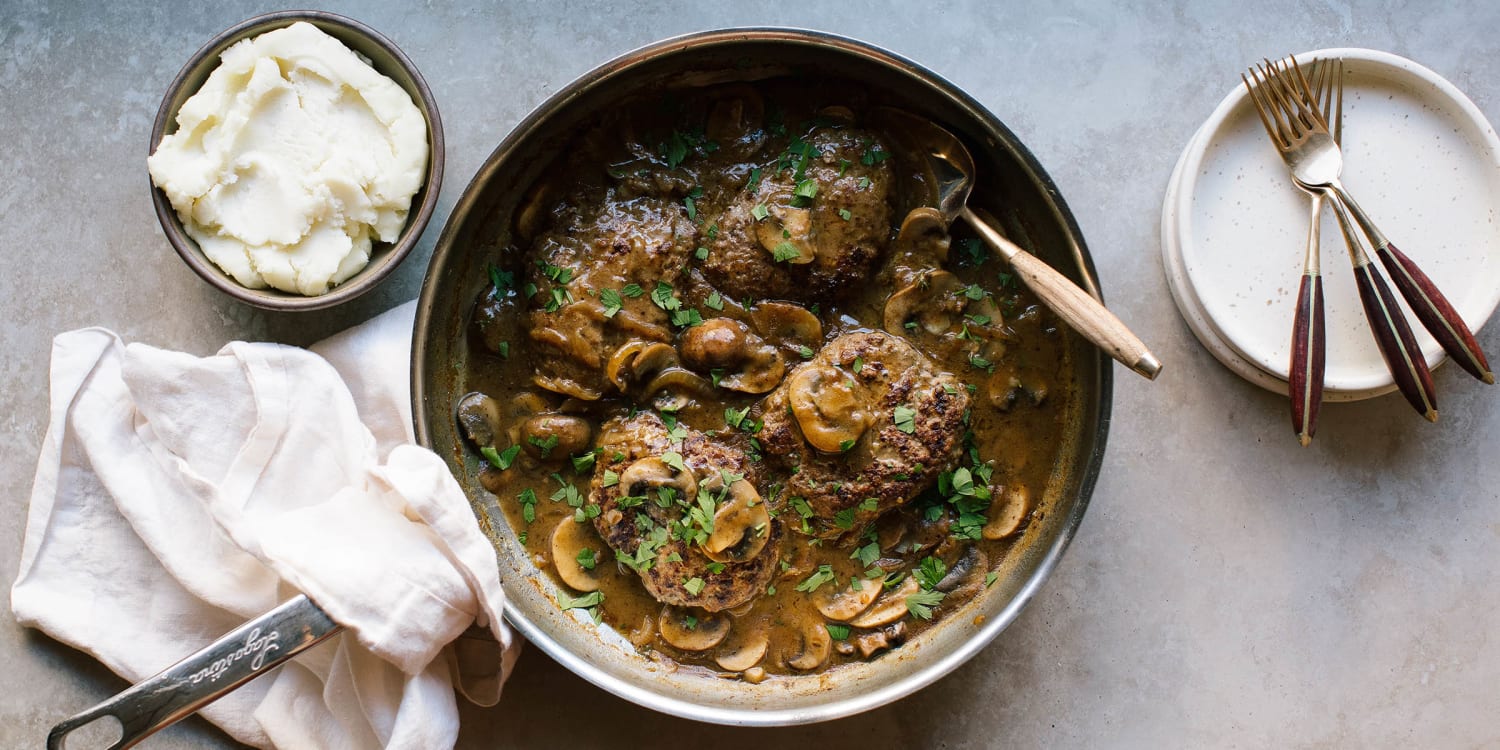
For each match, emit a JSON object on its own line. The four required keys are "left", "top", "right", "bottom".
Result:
{"left": 742, "top": 666, "right": 767, "bottom": 684}
{"left": 606, "top": 341, "right": 679, "bottom": 394}
{"left": 550, "top": 519, "right": 601, "bottom": 592}
{"left": 715, "top": 628, "right": 769, "bottom": 671}
{"left": 641, "top": 367, "right": 715, "bottom": 411}
{"left": 756, "top": 205, "right": 816, "bottom": 264}
{"left": 812, "top": 578, "right": 883, "bottom": 621}
{"left": 659, "top": 606, "right": 730, "bottom": 651}
{"left": 749, "top": 301, "right": 823, "bottom": 356}
{"left": 456, "top": 392, "right": 501, "bottom": 448}
{"left": 982, "top": 485, "right": 1030, "bottom": 540}
{"left": 785, "top": 622, "right": 832, "bottom": 671}
{"left": 619, "top": 456, "right": 698, "bottom": 506}
{"left": 884, "top": 270, "right": 1004, "bottom": 343}
{"left": 787, "top": 364, "right": 871, "bottom": 453}
{"left": 853, "top": 621, "right": 907, "bottom": 658}
{"left": 898, "top": 207, "right": 950, "bottom": 263}
{"left": 520, "top": 414, "right": 591, "bottom": 460}
{"left": 533, "top": 373, "right": 603, "bottom": 401}
{"left": 935, "top": 546, "right": 987, "bottom": 592}
{"left": 849, "top": 576, "right": 921, "bottom": 628}
{"left": 679, "top": 319, "right": 786, "bottom": 394}
{"left": 701, "top": 478, "right": 771, "bottom": 563}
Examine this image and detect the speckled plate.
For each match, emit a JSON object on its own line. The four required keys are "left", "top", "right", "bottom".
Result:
{"left": 1163, "top": 48, "right": 1500, "bottom": 398}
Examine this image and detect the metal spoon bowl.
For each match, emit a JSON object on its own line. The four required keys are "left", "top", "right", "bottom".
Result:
{"left": 874, "top": 107, "right": 1162, "bottom": 380}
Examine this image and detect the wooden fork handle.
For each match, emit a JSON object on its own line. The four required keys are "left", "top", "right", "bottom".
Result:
{"left": 961, "top": 206, "right": 1161, "bottom": 380}
{"left": 1375, "top": 243, "right": 1494, "bottom": 384}
{"left": 1353, "top": 261, "right": 1439, "bottom": 421}
{"left": 1290, "top": 272, "right": 1326, "bottom": 446}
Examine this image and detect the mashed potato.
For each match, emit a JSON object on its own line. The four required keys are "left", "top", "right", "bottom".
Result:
{"left": 148, "top": 22, "right": 428, "bottom": 296}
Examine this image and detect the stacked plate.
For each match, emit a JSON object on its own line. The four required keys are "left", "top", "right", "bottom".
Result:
{"left": 1162, "top": 48, "right": 1500, "bottom": 400}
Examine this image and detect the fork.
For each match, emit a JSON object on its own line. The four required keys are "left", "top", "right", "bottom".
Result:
{"left": 1286, "top": 58, "right": 1333, "bottom": 446}
{"left": 1243, "top": 56, "right": 1487, "bottom": 421}
{"left": 1242, "top": 60, "right": 1488, "bottom": 393}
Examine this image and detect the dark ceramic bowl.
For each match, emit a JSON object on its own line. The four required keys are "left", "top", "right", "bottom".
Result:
{"left": 413, "top": 29, "right": 1112, "bottom": 724}
{"left": 148, "top": 10, "right": 444, "bottom": 311}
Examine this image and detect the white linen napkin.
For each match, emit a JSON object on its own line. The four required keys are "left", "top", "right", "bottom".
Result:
{"left": 11, "top": 300, "right": 519, "bottom": 749}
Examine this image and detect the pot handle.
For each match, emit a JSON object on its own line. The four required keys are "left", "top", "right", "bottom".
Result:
{"left": 47, "top": 594, "right": 343, "bottom": 750}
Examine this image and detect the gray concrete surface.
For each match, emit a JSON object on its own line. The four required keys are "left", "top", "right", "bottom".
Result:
{"left": 5, "top": 1, "right": 1500, "bottom": 747}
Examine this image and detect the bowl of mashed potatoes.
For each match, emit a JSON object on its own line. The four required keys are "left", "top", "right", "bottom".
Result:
{"left": 148, "top": 10, "right": 443, "bottom": 310}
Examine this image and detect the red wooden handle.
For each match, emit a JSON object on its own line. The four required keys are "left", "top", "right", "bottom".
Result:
{"left": 1290, "top": 273, "right": 1326, "bottom": 445}
{"left": 1376, "top": 243, "right": 1494, "bottom": 384}
{"left": 1353, "top": 263, "right": 1438, "bottom": 421}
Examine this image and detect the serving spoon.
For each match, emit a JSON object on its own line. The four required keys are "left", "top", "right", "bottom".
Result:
{"left": 873, "top": 107, "right": 1162, "bottom": 380}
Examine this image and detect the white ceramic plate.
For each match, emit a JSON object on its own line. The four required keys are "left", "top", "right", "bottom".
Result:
{"left": 1162, "top": 48, "right": 1500, "bottom": 398}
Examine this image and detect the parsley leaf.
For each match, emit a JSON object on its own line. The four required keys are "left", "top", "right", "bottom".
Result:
{"left": 746, "top": 167, "right": 762, "bottom": 193}
{"left": 621, "top": 283, "right": 645, "bottom": 298}
{"left": 893, "top": 405, "right": 917, "bottom": 434}
{"left": 599, "top": 288, "right": 623, "bottom": 318}
{"left": 529, "top": 433, "right": 560, "bottom": 458}
{"left": 838, "top": 208, "right": 852, "bottom": 221}
{"left": 683, "top": 577, "right": 706, "bottom": 596}
{"left": 558, "top": 589, "right": 603, "bottom": 611}
{"left": 833, "top": 508, "right": 856, "bottom": 529}
{"left": 916, "top": 556, "right": 948, "bottom": 590}
{"left": 751, "top": 203, "right": 770, "bottom": 221}
{"left": 602, "top": 470, "right": 620, "bottom": 488}
{"left": 705, "top": 291, "right": 724, "bottom": 310}
{"left": 661, "top": 451, "right": 688, "bottom": 473}
{"left": 576, "top": 548, "right": 597, "bottom": 570}
{"left": 795, "top": 564, "right": 837, "bottom": 593}
{"left": 480, "top": 445, "right": 522, "bottom": 470}
{"left": 826, "top": 623, "right": 851, "bottom": 641}
{"left": 487, "top": 264, "right": 513, "bottom": 295}
{"left": 651, "top": 281, "right": 682, "bottom": 311}
{"left": 791, "top": 178, "right": 818, "bottom": 207}
{"left": 984, "top": 572, "right": 999, "bottom": 588}
{"left": 772, "top": 242, "right": 802, "bottom": 263}
{"left": 906, "top": 589, "right": 945, "bottom": 620}
{"left": 797, "top": 344, "right": 815, "bottom": 359}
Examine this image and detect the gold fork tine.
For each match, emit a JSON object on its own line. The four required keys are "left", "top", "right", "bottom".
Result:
{"left": 1242, "top": 71, "right": 1285, "bottom": 148}
{"left": 1250, "top": 64, "right": 1295, "bottom": 145}
{"left": 1333, "top": 58, "right": 1344, "bottom": 144}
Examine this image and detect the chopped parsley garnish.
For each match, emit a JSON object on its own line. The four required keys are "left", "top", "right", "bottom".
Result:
{"left": 695, "top": 246, "right": 709, "bottom": 261}
{"left": 663, "top": 131, "right": 690, "bottom": 169}
{"left": 487, "top": 264, "right": 513, "bottom": 295}
{"left": 962, "top": 284, "right": 988, "bottom": 301}
{"left": 544, "top": 287, "right": 572, "bottom": 312}
{"left": 576, "top": 548, "right": 597, "bottom": 570}
{"left": 683, "top": 186, "right": 703, "bottom": 221}
{"left": 751, "top": 203, "right": 770, "bottom": 221}
{"left": 705, "top": 291, "right": 724, "bottom": 310}
{"left": 916, "top": 556, "right": 948, "bottom": 590}
{"left": 599, "top": 288, "right": 624, "bottom": 318}
{"left": 998, "top": 271, "right": 1015, "bottom": 287}
{"left": 706, "top": 562, "right": 726, "bottom": 575}
{"left": 826, "top": 623, "right": 851, "bottom": 641}
{"left": 538, "top": 261, "right": 574, "bottom": 284}
{"left": 497, "top": 341, "right": 510, "bottom": 358}
{"left": 838, "top": 438, "right": 856, "bottom": 452}
{"left": 959, "top": 238, "right": 985, "bottom": 265}
{"left": 661, "top": 451, "right": 688, "bottom": 473}
{"left": 557, "top": 589, "right": 603, "bottom": 619}
{"left": 984, "top": 572, "right": 999, "bottom": 588}
{"left": 833, "top": 508, "right": 856, "bottom": 529}
{"left": 797, "top": 344, "right": 815, "bottom": 359}
{"left": 906, "top": 589, "right": 945, "bottom": 620}
{"left": 651, "top": 281, "right": 682, "bottom": 311}
{"left": 517, "top": 487, "right": 538, "bottom": 523}
{"left": 837, "top": 158, "right": 851, "bottom": 176}
{"left": 671, "top": 308, "right": 704, "bottom": 327}
{"left": 860, "top": 145, "right": 890, "bottom": 166}
{"left": 480, "top": 444, "right": 522, "bottom": 471}
{"left": 725, "top": 406, "right": 751, "bottom": 430}
{"left": 601, "top": 469, "right": 620, "bottom": 488}
{"left": 683, "top": 577, "right": 706, "bottom": 596}
{"left": 858, "top": 176, "right": 872, "bottom": 190}
{"left": 746, "top": 167, "right": 762, "bottom": 192}
{"left": 838, "top": 208, "right": 852, "bottom": 221}
{"left": 772, "top": 242, "right": 802, "bottom": 263}
{"left": 795, "top": 564, "right": 837, "bottom": 593}
{"left": 571, "top": 451, "right": 597, "bottom": 474}
{"left": 529, "top": 433, "right": 560, "bottom": 458}
{"left": 851, "top": 541, "right": 880, "bottom": 567}
{"left": 621, "top": 283, "right": 645, "bottom": 298}
{"left": 858, "top": 497, "right": 879, "bottom": 512}
{"left": 791, "top": 178, "right": 819, "bottom": 206}
{"left": 852, "top": 356, "right": 864, "bottom": 374}
{"left": 969, "top": 354, "right": 995, "bottom": 372}
{"left": 893, "top": 405, "right": 917, "bottom": 435}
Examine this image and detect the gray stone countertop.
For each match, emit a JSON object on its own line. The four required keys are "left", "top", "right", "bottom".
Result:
{"left": 4, "top": 1, "right": 1498, "bottom": 747}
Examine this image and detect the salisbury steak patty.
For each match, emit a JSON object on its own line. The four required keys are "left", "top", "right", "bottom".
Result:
{"left": 589, "top": 412, "right": 780, "bottom": 612}
{"left": 760, "top": 331, "right": 969, "bottom": 543}
{"left": 702, "top": 124, "right": 893, "bottom": 302}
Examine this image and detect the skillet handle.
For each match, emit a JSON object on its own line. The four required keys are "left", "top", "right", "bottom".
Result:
{"left": 47, "top": 595, "right": 343, "bottom": 750}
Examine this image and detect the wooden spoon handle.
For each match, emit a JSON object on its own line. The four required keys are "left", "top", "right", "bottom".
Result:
{"left": 1290, "top": 272, "right": 1325, "bottom": 446}
{"left": 1352, "top": 261, "right": 1438, "bottom": 421}
{"left": 1375, "top": 243, "right": 1494, "bottom": 384}
{"left": 961, "top": 206, "right": 1161, "bottom": 380}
